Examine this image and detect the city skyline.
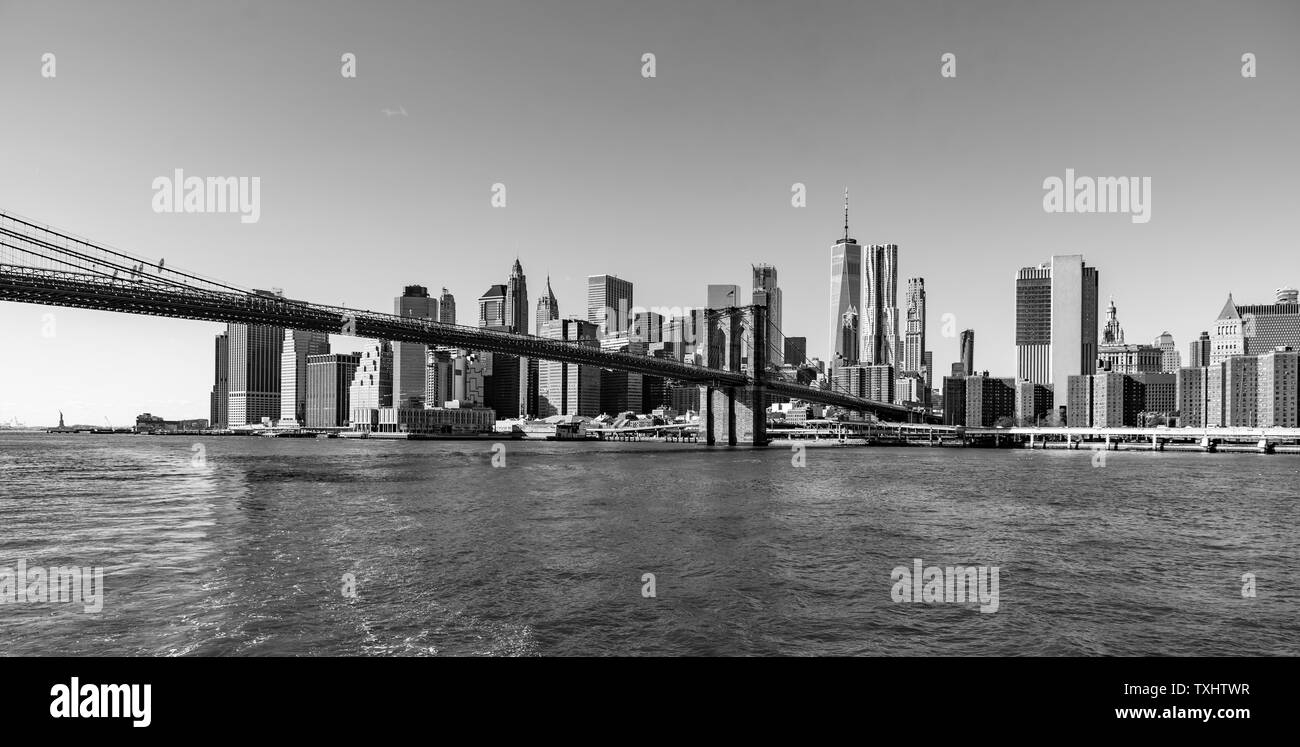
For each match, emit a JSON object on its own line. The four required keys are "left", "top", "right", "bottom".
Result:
{"left": 2, "top": 0, "right": 1299, "bottom": 424}
{"left": 3, "top": 205, "right": 1299, "bottom": 425}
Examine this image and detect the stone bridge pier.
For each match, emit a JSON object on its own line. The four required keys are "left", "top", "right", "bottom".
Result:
{"left": 697, "top": 305, "right": 768, "bottom": 446}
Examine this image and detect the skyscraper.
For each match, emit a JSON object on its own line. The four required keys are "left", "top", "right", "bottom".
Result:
{"left": 228, "top": 322, "right": 284, "bottom": 425}
{"left": 505, "top": 259, "right": 529, "bottom": 334}
{"left": 922, "top": 350, "right": 934, "bottom": 402}
{"left": 1015, "top": 264, "right": 1052, "bottom": 385}
{"left": 439, "top": 287, "right": 456, "bottom": 325}
{"left": 447, "top": 350, "right": 488, "bottom": 406}
{"left": 1154, "top": 331, "right": 1181, "bottom": 373}
{"left": 425, "top": 348, "right": 454, "bottom": 409}
{"left": 959, "top": 329, "right": 975, "bottom": 378}
{"left": 348, "top": 340, "right": 393, "bottom": 430}
{"left": 532, "top": 276, "right": 560, "bottom": 414}
{"left": 478, "top": 285, "right": 507, "bottom": 328}
{"left": 862, "top": 243, "right": 899, "bottom": 367}
{"left": 752, "top": 264, "right": 783, "bottom": 366}
{"left": 393, "top": 285, "right": 439, "bottom": 408}
{"left": 280, "top": 329, "right": 330, "bottom": 424}
{"left": 1015, "top": 255, "right": 1099, "bottom": 410}
{"left": 1210, "top": 295, "right": 1247, "bottom": 364}
{"left": 1188, "top": 330, "right": 1211, "bottom": 368}
{"left": 1210, "top": 292, "right": 1300, "bottom": 363}
{"left": 588, "top": 274, "right": 634, "bottom": 336}
{"left": 535, "top": 275, "right": 559, "bottom": 336}
{"left": 538, "top": 318, "right": 601, "bottom": 416}
{"left": 474, "top": 261, "right": 530, "bottom": 417}
{"left": 631, "top": 309, "right": 665, "bottom": 345}
{"left": 210, "top": 331, "right": 228, "bottom": 429}
{"left": 784, "top": 337, "right": 807, "bottom": 365}
{"left": 902, "top": 277, "right": 926, "bottom": 375}
{"left": 667, "top": 309, "right": 705, "bottom": 363}
{"left": 306, "top": 353, "right": 359, "bottom": 428}
{"left": 226, "top": 290, "right": 287, "bottom": 426}
{"left": 482, "top": 353, "right": 527, "bottom": 418}
{"left": 599, "top": 350, "right": 644, "bottom": 415}
{"left": 829, "top": 189, "right": 862, "bottom": 372}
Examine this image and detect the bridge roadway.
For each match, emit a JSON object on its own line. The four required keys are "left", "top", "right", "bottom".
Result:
{"left": 0, "top": 264, "right": 926, "bottom": 421}
{"left": 0, "top": 262, "right": 750, "bottom": 385}
{"left": 0, "top": 208, "right": 933, "bottom": 421}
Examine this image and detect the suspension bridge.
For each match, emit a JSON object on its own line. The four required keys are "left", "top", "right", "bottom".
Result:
{"left": 0, "top": 210, "right": 936, "bottom": 445}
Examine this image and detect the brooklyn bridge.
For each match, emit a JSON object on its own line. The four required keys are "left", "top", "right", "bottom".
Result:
{"left": 0, "top": 210, "right": 936, "bottom": 445}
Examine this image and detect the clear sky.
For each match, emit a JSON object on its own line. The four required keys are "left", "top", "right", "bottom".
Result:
{"left": 1, "top": 0, "right": 1297, "bottom": 425}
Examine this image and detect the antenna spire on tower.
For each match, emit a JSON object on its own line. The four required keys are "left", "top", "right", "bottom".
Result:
{"left": 843, "top": 188, "right": 850, "bottom": 241}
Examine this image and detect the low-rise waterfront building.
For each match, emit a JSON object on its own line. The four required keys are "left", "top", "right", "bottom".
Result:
{"left": 373, "top": 405, "right": 496, "bottom": 435}
{"left": 135, "top": 414, "right": 210, "bottom": 433}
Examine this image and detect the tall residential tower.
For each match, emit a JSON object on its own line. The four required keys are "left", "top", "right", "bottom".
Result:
{"left": 959, "top": 329, "right": 975, "bottom": 378}
{"left": 862, "top": 243, "right": 900, "bottom": 367}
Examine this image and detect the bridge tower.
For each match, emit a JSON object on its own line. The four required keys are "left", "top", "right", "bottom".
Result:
{"left": 697, "top": 305, "right": 768, "bottom": 446}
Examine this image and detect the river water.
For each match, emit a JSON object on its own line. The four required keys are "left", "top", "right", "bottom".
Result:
{"left": 1, "top": 433, "right": 1295, "bottom": 656}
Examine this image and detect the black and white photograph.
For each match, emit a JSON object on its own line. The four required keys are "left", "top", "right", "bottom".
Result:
{"left": 0, "top": 0, "right": 1295, "bottom": 734}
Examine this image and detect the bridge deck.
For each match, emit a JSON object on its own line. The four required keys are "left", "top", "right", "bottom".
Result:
{"left": 0, "top": 271, "right": 918, "bottom": 418}
{"left": 0, "top": 209, "right": 934, "bottom": 421}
